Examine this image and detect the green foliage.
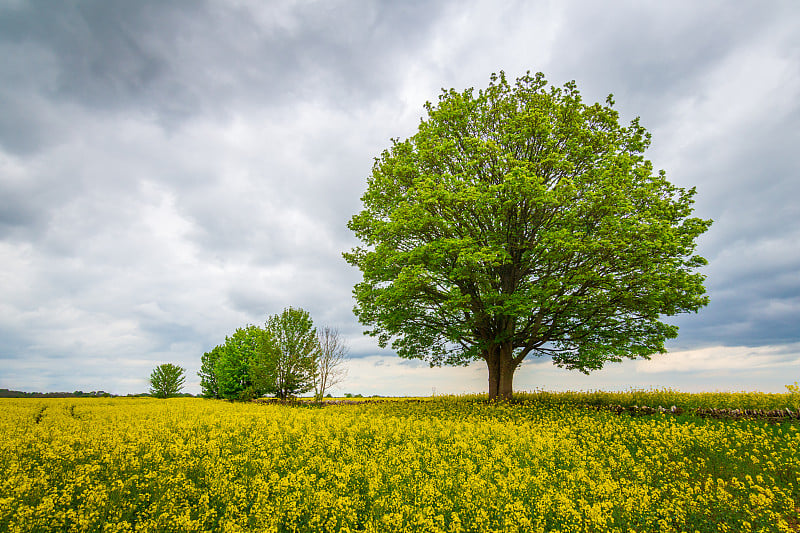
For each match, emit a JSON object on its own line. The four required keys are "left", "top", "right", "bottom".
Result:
{"left": 204, "top": 324, "right": 270, "bottom": 401}
{"left": 199, "top": 345, "right": 223, "bottom": 398}
{"left": 345, "top": 71, "right": 711, "bottom": 398}
{"left": 255, "top": 307, "right": 319, "bottom": 400}
{"left": 200, "top": 308, "right": 322, "bottom": 401}
{"left": 148, "top": 363, "right": 186, "bottom": 399}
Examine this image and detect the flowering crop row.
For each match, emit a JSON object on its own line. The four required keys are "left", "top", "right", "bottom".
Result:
{"left": 1, "top": 395, "right": 798, "bottom": 532}
{"left": 482, "top": 389, "right": 800, "bottom": 411}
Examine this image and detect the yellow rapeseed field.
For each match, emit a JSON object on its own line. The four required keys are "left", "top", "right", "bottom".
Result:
{"left": 1, "top": 394, "right": 798, "bottom": 532}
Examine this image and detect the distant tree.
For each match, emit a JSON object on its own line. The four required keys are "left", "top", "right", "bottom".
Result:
{"left": 215, "top": 325, "right": 269, "bottom": 401}
{"left": 149, "top": 363, "right": 186, "bottom": 398}
{"left": 200, "top": 309, "right": 336, "bottom": 401}
{"left": 199, "top": 345, "right": 224, "bottom": 398}
{"left": 253, "top": 307, "right": 319, "bottom": 400}
{"left": 313, "top": 326, "right": 349, "bottom": 401}
{"left": 345, "top": 71, "right": 711, "bottom": 400}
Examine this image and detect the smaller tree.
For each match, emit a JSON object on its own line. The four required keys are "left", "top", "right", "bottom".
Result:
{"left": 199, "top": 345, "right": 223, "bottom": 398}
{"left": 314, "top": 326, "right": 349, "bottom": 401}
{"left": 215, "top": 325, "right": 267, "bottom": 400}
{"left": 253, "top": 307, "right": 319, "bottom": 400}
{"left": 149, "top": 363, "right": 186, "bottom": 398}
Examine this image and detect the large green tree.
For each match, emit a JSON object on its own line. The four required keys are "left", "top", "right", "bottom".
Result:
{"left": 344, "top": 71, "right": 711, "bottom": 400}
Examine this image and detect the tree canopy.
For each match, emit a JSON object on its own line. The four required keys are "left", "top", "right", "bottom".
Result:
{"left": 214, "top": 324, "right": 267, "bottom": 401}
{"left": 149, "top": 363, "right": 186, "bottom": 399}
{"left": 254, "top": 307, "right": 319, "bottom": 400}
{"left": 199, "top": 308, "right": 341, "bottom": 401}
{"left": 344, "top": 71, "right": 711, "bottom": 400}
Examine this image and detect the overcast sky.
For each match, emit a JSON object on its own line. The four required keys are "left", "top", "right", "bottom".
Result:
{"left": 1, "top": 0, "right": 799, "bottom": 396}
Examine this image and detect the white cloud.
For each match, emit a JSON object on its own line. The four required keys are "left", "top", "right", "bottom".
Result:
{"left": 338, "top": 355, "right": 488, "bottom": 397}
{"left": 636, "top": 344, "right": 800, "bottom": 374}
{"left": 331, "top": 344, "right": 800, "bottom": 398}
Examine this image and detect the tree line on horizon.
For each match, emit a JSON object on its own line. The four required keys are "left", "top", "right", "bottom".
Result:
{"left": 0, "top": 389, "right": 116, "bottom": 398}
{"left": 0, "top": 388, "right": 197, "bottom": 398}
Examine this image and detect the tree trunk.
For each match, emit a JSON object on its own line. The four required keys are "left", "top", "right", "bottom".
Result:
{"left": 485, "top": 344, "right": 516, "bottom": 401}
{"left": 487, "top": 350, "right": 500, "bottom": 399}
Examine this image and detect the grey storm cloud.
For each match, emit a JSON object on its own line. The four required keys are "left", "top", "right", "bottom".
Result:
{"left": 0, "top": 0, "right": 446, "bottom": 131}
{"left": 1, "top": 0, "right": 799, "bottom": 394}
